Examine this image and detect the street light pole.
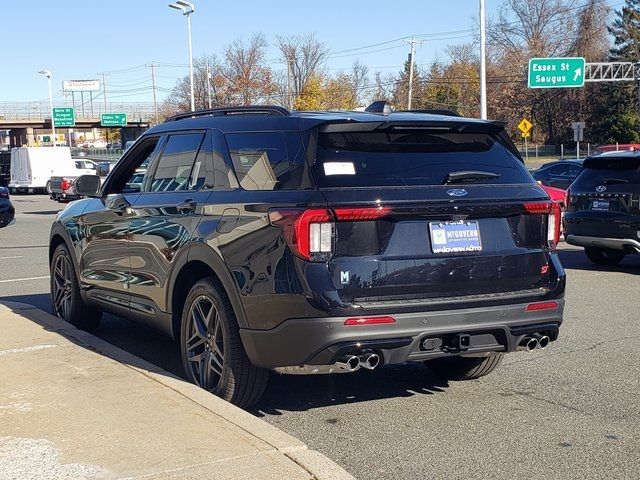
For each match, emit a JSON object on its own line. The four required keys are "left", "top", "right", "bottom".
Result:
{"left": 479, "top": 0, "right": 487, "bottom": 119}
{"left": 38, "top": 70, "right": 56, "bottom": 147}
{"left": 169, "top": 1, "right": 195, "bottom": 112}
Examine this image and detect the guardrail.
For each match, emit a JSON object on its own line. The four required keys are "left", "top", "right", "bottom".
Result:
{"left": 71, "top": 148, "right": 124, "bottom": 161}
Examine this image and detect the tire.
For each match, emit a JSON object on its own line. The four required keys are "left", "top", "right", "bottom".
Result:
{"left": 180, "top": 277, "right": 269, "bottom": 408}
{"left": 584, "top": 247, "right": 625, "bottom": 266}
{"left": 50, "top": 243, "right": 102, "bottom": 331}
{"left": 45, "top": 181, "right": 52, "bottom": 194}
{"left": 426, "top": 353, "right": 504, "bottom": 381}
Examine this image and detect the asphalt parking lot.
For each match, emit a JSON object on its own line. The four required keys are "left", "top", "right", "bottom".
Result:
{"left": 1, "top": 194, "right": 639, "bottom": 480}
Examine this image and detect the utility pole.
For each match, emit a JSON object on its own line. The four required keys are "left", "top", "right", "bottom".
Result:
{"left": 206, "top": 63, "right": 212, "bottom": 109}
{"left": 479, "top": 0, "right": 487, "bottom": 119}
{"left": 406, "top": 37, "right": 423, "bottom": 110}
{"left": 286, "top": 58, "right": 294, "bottom": 110}
{"left": 146, "top": 63, "right": 159, "bottom": 123}
{"left": 98, "top": 72, "right": 110, "bottom": 112}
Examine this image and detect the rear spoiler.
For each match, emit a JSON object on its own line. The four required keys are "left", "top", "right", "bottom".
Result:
{"left": 317, "top": 120, "right": 523, "bottom": 161}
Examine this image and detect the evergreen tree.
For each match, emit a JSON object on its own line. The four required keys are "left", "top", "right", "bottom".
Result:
{"left": 592, "top": 1, "right": 640, "bottom": 143}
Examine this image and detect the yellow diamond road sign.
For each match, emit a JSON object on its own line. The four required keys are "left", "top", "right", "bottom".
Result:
{"left": 518, "top": 118, "right": 533, "bottom": 134}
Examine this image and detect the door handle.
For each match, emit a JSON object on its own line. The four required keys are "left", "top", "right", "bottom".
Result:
{"left": 176, "top": 199, "right": 197, "bottom": 213}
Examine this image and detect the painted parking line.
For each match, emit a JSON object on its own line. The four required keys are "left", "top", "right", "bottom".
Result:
{"left": 0, "top": 256, "right": 24, "bottom": 260}
{"left": 0, "top": 275, "right": 49, "bottom": 284}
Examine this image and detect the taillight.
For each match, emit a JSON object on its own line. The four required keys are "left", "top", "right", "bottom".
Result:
{"left": 524, "top": 201, "right": 560, "bottom": 249}
{"left": 61, "top": 179, "right": 71, "bottom": 191}
{"left": 269, "top": 206, "right": 390, "bottom": 261}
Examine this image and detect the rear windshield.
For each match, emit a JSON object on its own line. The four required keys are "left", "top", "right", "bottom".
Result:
{"left": 313, "top": 131, "right": 531, "bottom": 188}
{"left": 576, "top": 157, "right": 640, "bottom": 186}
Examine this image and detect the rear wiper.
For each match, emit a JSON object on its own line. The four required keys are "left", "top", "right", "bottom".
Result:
{"left": 444, "top": 170, "right": 500, "bottom": 184}
{"left": 602, "top": 177, "right": 630, "bottom": 184}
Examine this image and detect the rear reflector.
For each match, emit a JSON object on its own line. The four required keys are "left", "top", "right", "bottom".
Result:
{"left": 334, "top": 207, "right": 390, "bottom": 221}
{"left": 344, "top": 316, "right": 396, "bottom": 326}
{"left": 523, "top": 202, "right": 552, "bottom": 214}
{"left": 525, "top": 301, "right": 558, "bottom": 312}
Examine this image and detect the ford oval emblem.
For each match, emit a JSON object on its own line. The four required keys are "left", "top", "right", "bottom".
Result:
{"left": 446, "top": 188, "right": 468, "bottom": 197}
{"left": 595, "top": 185, "right": 607, "bottom": 192}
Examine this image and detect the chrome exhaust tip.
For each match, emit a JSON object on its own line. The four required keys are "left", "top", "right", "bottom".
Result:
{"left": 516, "top": 337, "right": 538, "bottom": 352}
{"left": 335, "top": 355, "right": 361, "bottom": 372}
{"left": 532, "top": 334, "right": 550, "bottom": 349}
{"left": 359, "top": 353, "right": 380, "bottom": 370}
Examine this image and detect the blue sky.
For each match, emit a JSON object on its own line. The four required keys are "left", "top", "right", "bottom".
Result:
{"left": 0, "top": 0, "right": 620, "bottom": 104}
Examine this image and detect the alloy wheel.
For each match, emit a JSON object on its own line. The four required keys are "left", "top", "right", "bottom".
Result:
{"left": 185, "top": 295, "right": 225, "bottom": 391}
{"left": 52, "top": 254, "right": 73, "bottom": 320}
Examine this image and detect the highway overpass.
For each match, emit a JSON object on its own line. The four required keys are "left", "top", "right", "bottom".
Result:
{"left": 0, "top": 101, "right": 155, "bottom": 147}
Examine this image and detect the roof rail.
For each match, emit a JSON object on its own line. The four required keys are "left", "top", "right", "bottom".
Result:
{"left": 166, "top": 105, "right": 290, "bottom": 122}
{"left": 401, "top": 109, "right": 461, "bottom": 117}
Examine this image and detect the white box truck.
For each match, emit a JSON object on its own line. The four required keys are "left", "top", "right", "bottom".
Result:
{"left": 8, "top": 147, "right": 85, "bottom": 194}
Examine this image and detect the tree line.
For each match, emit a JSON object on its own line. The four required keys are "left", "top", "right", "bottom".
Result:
{"left": 162, "top": 0, "right": 640, "bottom": 147}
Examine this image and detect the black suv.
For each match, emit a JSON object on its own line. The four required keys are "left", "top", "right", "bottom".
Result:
{"left": 49, "top": 104, "right": 565, "bottom": 407}
{"left": 565, "top": 152, "right": 640, "bottom": 265}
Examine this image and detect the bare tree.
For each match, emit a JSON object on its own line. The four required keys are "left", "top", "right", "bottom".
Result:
{"left": 277, "top": 33, "right": 329, "bottom": 107}
{"left": 162, "top": 55, "right": 223, "bottom": 116}
{"left": 222, "top": 33, "right": 274, "bottom": 105}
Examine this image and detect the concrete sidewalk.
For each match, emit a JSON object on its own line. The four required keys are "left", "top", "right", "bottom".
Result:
{"left": 0, "top": 301, "right": 354, "bottom": 480}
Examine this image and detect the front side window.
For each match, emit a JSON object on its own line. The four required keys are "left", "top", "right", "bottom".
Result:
{"left": 109, "top": 137, "right": 162, "bottom": 194}
{"left": 147, "top": 133, "right": 204, "bottom": 192}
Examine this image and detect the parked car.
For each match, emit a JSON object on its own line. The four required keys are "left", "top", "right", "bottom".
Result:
{"left": 564, "top": 152, "right": 640, "bottom": 265}
{"left": 592, "top": 144, "right": 640, "bottom": 155}
{"left": 49, "top": 104, "right": 566, "bottom": 407}
{"left": 48, "top": 159, "right": 98, "bottom": 202}
{"left": 10, "top": 147, "right": 79, "bottom": 194}
{"left": 0, "top": 186, "right": 15, "bottom": 228}
{"left": 532, "top": 159, "right": 583, "bottom": 189}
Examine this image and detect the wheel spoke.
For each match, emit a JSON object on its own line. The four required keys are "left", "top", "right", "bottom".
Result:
{"left": 198, "top": 353, "right": 208, "bottom": 388}
{"left": 210, "top": 345, "right": 224, "bottom": 376}
{"left": 186, "top": 332, "right": 207, "bottom": 351}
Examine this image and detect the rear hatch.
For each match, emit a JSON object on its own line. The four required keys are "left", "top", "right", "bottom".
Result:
{"left": 566, "top": 155, "right": 640, "bottom": 237}
{"left": 310, "top": 123, "right": 559, "bottom": 307}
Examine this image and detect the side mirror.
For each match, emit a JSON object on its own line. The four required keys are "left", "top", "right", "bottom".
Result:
{"left": 74, "top": 174, "right": 101, "bottom": 197}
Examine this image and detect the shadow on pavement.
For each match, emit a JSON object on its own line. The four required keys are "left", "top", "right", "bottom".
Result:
{"left": 2, "top": 292, "right": 452, "bottom": 414}
{"left": 0, "top": 293, "right": 185, "bottom": 378}
{"left": 557, "top": 247, "right": 640, "bottom": 273}
{"left": 253, "top": 364, "right": 450, "bottom": 416}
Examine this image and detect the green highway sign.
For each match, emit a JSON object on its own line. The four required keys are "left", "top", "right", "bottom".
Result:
{"left": 101, "top": 113, "right": 127, "bottom": 127}
{"left": 52, "top": 107, "right": 75, "bottom": 127}
{"left": 528, "top": 57, "right": 586, "bottom": 89}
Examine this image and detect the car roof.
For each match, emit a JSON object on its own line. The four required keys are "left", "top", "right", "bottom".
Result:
{"left": 144, "top": 106, "right": 503, "bottom": 136}
{"left": 539, "top": 159, "right": 584, "bottom": 168}
{"left": 589, "top": 150, "right": 640, "bottom": 158}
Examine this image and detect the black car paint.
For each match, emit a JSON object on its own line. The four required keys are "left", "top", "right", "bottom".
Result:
{"left": 532, "top": 160, "right": 584, "bottom": 189}
{"left": 50, "top": 109, "right": 565, "bottom": 369}
{"left": 0, "top": 187, "right": 15, "bottom": 227}
{"left": 564, "top": 153, "right": 640, "bottom": 253}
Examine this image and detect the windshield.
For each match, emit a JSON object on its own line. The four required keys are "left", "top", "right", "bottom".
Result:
{"left": 575, "top": 157, "right": 640, "bottom": 187}
{"left": 313, "top": 131, "right": 531, "bottom": 188}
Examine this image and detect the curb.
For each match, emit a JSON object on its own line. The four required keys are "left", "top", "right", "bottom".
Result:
{"left": 0, "top": 300, "right": 355, "bottom": 480}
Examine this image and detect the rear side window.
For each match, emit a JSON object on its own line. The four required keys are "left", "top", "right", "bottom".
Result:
{"left": 147, "top": 133, "right": 204, "bottom": 192}
{"left": 226, "top": 132, "right": 310, "bottom": 190}
{"left": 313, "top": 131, "right": 531, "bottom": 188}
{"left": 575, "top": 157, "right": 640, "bottom": 187}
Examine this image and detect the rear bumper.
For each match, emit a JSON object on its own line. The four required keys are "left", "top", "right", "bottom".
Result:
{"left": 565, "top": 234, "right": 640, "bottom": 253}
{"left": 240, "top": 298, "right": 565, "bottom": 369}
